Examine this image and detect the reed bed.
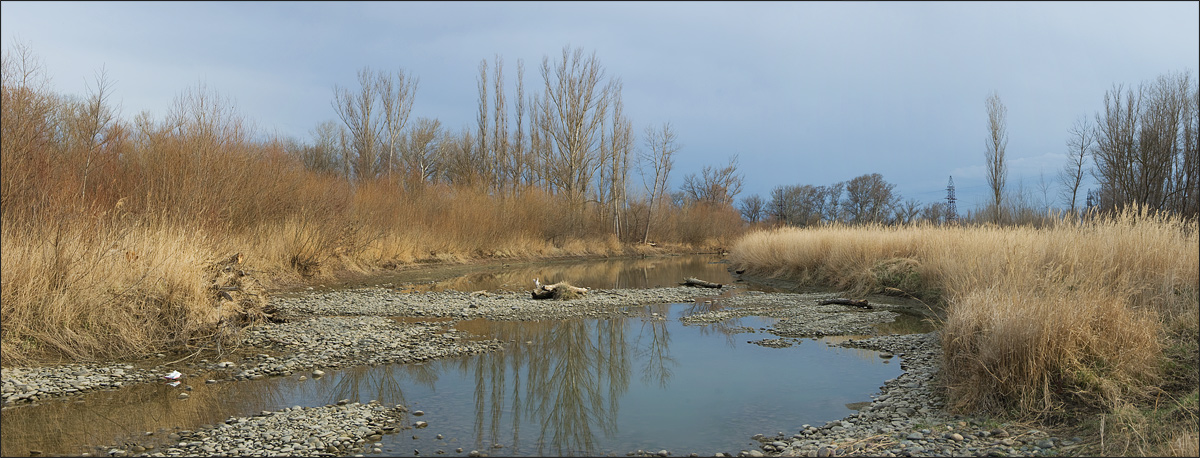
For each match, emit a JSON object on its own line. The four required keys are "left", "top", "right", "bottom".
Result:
{"left": 728, "top": 208, "right": 1199, "bottom": 455}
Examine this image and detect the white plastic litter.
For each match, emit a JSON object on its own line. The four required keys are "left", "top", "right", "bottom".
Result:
{"left": 164, "top": 370, "right": 182, "bottom": 380}
{"left": 167, "top": 381, "right": 181, "bottom": 387}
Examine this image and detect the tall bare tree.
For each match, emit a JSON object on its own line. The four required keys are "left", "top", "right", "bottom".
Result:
{"left": 599, "top": 80, "right": 633, "bottom": 237}
{"left": 475, "top": 59, "right": 491, "bottom": 189}
{"left": 491, "top": 54, "right": 509, "bottom": 193}
{"left": 511, "top": 59, "right": 530, "bottom": 189}
{"left": 377, "top": 68, "right": 417, "bottom": 178}
{"left": 640, "top": 122, "right": 678, "bottom": 243}
{"left": 333, "top": 68, "right": 382, "bottom": 181}
{"left": 537, "top": 46, "right": 612, "bottom": 203}
{"left": 985, "top": 91, "right": 1009, "bottom": 224}
{"left": 1059, "top": 116, "right": 1094, "bottom": 213}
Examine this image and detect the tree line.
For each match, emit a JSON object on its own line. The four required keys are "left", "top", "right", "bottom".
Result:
{"left": 988, "top": 70, "right": 1197, "bottom": 224}
{"left": 2, "top": 42, "right": 749, "bottom": 248}
{"left": 748, "top": 69, "right": 1198, "bottom": 230}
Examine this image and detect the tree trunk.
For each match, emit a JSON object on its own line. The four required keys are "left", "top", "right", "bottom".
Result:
{"left": 680, "top": 277, "right": 722, "bottom": 288}
{"left": 817, "top": 298, "right": 872, "bottom": 309}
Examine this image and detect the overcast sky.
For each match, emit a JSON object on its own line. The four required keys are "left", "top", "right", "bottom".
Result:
{"left": 3, "top": 1, "right": 1198, "bottom": 211}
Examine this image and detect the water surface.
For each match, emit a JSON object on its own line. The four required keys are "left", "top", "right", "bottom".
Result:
{"left": 1, "top": 255, "right": 909, "bottom": 457}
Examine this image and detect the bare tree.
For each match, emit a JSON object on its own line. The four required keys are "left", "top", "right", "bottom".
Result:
{"left": 1059, "top": 116, "right": 1094, "bottom": 213}
{"left": 841, "top": 173, "right": 898, "bottom": 224}
{"left": 985, "top": 91, "right": 1009, "bottom": 223}
{"left": 537, "top": 46, "right": 612, "bottom": 203}
{"left": 600, "top": 79, "right": 633, "bottom": 237}
{"left": 475, "top": 59, "right": 491, "bottom": 188}
{"left": 333, "top": 68, "right": 382, "bottom": 181}
{"left": 894, "top": 198, "right": 922, "bottom": 225}
{"left": 399, "top": 117, "right": 442, "bottom": 187}
{"left": 641, "top": 122, "right": 678, "bottom": 243}
{"left": 766, "top": 184, "right": 823, "bottom": 226}
{"left": 738, "top": 194, "right": 765, "bottom": 223}
{"left": 920, "top": 202, "right": 949, "bottom": 224}
{"left": 70, "top": 66, "right": 117, "bottom": 201}
{"left": 439, "top": 127, "right": 478, "bottom": 186}
{"left": 1036, "top": 171, "right": 1053, "bottom": 215}
{"left": 1091, "top": 72, "right": 1199, "bottom": 215}
{"left": 491, "top": 54, "right": 509, "bottom": 193}
{"left": 823, "top": 181, "right": 844, "bottom": 222}
{"left": 511, "top": 59, "right": 531, "bottom": 188}
{"left": 377, "top": 68, "right": 417, "bottom": 178}
{"left": 301, "top": 120, "right": 345, "bottom": 174}
{"left": 681, "top": 155, "right": 743, "bottom": 206}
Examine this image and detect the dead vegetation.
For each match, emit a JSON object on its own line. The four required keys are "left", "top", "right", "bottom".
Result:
{"left": 728, "top": 208, "right": 1199, "bottom": 456}
{"left": 0, "top": 43, "right": 744, "bottom": 366}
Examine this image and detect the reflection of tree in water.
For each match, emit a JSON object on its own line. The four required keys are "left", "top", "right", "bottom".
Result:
{"left": 530, "top": 319, "right": 629, "bottom": 456}
{"left": 457, "top": 315, "right": 640, "bottom": 456}
{"left": 681, "top": 299, "right": 745, "bottom": 348}
{"left": 324, "top": 363, "right": 440, "bottom": 408}
{"left": 635, "top": 303, "right": 676, "bottom": 388}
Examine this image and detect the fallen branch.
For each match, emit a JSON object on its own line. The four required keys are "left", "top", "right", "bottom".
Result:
{"left": 531, "top": 279, "right": 589, "bottom": 300}
{"left": 680, "top": 277, "right": 722, "bottom": 288}
{"left": 817, "top": 298, "right": 872, "bottom": 309}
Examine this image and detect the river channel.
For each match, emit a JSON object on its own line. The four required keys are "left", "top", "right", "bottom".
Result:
{"left": 2, "top": 255, "right": 918, "bottom": 457}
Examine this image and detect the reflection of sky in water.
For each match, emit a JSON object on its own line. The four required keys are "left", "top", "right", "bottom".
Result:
{"left": 305, "top": 303, "right": 903, "bottom": 457}
{"left": 1, "top": 255, "right": 908, "bottom": 457}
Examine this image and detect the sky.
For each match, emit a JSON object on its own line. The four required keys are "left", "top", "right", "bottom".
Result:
{"left": 3, "top": 1, "right": 1198, "bottom": 212}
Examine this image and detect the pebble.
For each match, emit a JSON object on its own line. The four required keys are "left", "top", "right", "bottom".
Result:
{"left": 1, "top": 285, "right": 1072, "bottom": 457}
{"left": 743, "top": 332, "right": 1068, "bottom": 457}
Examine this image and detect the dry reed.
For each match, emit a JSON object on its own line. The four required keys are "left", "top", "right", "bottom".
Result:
{"left": 729, "top": 209, "right": 1198, "bottom": 417}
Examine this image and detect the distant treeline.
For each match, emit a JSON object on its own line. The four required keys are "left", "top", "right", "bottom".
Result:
{"left": 738, "top": 70, "right": 1198, "bottom": 228}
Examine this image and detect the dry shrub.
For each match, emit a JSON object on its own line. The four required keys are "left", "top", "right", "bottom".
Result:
{"left": 2, "top": 45, "right": 745, "bottom": 366}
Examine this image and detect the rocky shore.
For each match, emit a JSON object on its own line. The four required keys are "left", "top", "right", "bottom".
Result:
{"left": 2, "top": 284, "right": 1083, "bottom": 457}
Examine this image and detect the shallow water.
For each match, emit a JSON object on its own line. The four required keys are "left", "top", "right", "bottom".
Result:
{"left": 1, "top": 255, "right": 911, "bottom": 457}
{"left": 358, "top": 305, "right": 902, "bottom": 456}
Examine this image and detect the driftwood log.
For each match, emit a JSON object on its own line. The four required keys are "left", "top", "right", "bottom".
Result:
{"left": 680, "top": 277, "right": 723, "bottom": 288}
{"left": 817, "top": 298, "right": 872, "bottom": 309}
{"left": 531, "top": 279, "right": 589, "bottom": 300}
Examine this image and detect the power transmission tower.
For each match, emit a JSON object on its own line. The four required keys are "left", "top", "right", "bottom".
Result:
{"left": 945, "top": 176, "right": 958, "bottom": 223}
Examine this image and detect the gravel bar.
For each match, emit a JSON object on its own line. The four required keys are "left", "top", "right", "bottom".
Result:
{"left": 3, "top": 284, "right": 1081, "bottom": 457}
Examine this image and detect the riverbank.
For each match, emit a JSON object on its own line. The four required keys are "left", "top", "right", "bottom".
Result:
{"left": 4, "top": 277, "right": 1085, "bottom": 458}
{"left": 727, "top": 213, "right": 1199, "bottom": 457}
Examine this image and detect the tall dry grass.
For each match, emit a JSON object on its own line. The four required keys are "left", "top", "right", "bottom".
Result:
{"left": 0, "top": 213, "right": 218, "bottom": 365}
{"left": 1, "top": 52, "right": 744, "bottom": 365}
{"left": 729, "top": 209, "right": 1198, "bottom": 419}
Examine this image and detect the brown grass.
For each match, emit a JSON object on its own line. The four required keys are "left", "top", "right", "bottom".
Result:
{"left": 728, "top": 210, "right": 1199, "bottom": 455}
{"left": 0, "top": 50, "right": 744, "bottom": 366}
